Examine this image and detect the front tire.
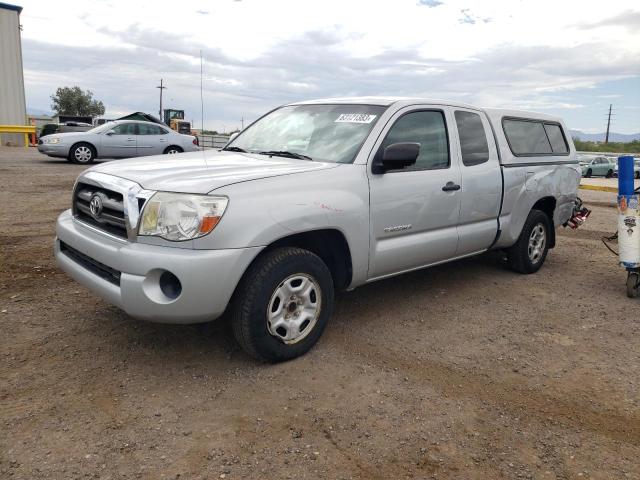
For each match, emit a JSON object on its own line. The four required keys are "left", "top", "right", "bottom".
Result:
{"left": 231, "top": 247, "right": 334, "bottom": 362}
{"left": 585, "top": 168, "right": 592, "bottom": 178}
{"left": 507, "top": 209, "right": 551, "bottom": 274}
{"left": 69, "top": 143, "right": 96, "bottom": 164}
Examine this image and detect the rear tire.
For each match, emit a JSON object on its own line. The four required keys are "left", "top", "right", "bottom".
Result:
{"left": 69, "top": 143, "right": 96, "bottom": 164}
{"left": 163, "top": 146, "right": 183, "bottom": 154}
{"left": 507, "top": 209, "right": 551, "bottom": 274}
{"left": 627, "top": 273, "right": 640, "bottom": 299}
{"left": 606, "top": 169, "right": 613, "bottom": 178}
{"left": 636, "top": 172, "right": 640, "bottom": 180}
{"left": 231, "top": 247, "right": 334, "bottom": 362}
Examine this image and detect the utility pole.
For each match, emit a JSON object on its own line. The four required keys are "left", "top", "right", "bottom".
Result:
{"left": 156, "top": 79, "right": 167, "bottom": 123}
{"left": 605, "top": 103, "right": 612, "bottom": 144}
{"left": 241, "top": 116, "right": 244, "bottom": 130}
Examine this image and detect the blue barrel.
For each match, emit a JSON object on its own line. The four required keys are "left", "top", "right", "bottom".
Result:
{"left": 618, "top": 155, "right": 635, "bottom": 195}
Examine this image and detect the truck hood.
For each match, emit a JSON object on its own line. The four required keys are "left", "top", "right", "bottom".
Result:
{"left": 87, "top": 150, "right": 340, "bottom": 194}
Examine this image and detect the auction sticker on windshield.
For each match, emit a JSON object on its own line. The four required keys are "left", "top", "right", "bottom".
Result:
{"left": 335, "top": 114, "right": 377, "bottom": 124}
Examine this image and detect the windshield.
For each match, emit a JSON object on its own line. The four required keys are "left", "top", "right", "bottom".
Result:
{"left": 227, "top": 104, "right": 386, "bottom": 163}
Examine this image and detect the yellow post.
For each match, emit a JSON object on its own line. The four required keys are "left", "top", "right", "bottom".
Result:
{"left": 0, "top": 125, "right": 36, "bottom": 147}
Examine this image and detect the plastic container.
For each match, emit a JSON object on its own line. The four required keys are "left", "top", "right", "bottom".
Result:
{"left": 618, "top": 155, "right": 635, "bottom": 196}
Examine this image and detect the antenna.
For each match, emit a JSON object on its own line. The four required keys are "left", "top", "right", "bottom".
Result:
{"left": 200, "top": 50, "right": 204, "bottom": 144}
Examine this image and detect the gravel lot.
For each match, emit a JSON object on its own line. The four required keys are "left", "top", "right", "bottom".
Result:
{"left": 1, "top": 147, "right": 639, "bottom": 480}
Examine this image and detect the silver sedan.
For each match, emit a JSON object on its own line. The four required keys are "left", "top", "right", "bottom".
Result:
{"left": 37, "top": 120, "right": 199, "bottom": 164}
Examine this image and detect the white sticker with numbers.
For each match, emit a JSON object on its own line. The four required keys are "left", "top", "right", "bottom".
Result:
{"left": 334, "top": 113, "right": 377, "bottom": 124}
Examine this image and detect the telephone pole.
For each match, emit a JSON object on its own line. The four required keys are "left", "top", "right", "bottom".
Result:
{"left": 605, "top": 103, "right": 612, "bottom": 144}
{"left": 156, "top": 79, "right": 167, "bottom": 122}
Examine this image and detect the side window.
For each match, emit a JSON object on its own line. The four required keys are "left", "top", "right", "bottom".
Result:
{"left": 380, "top": 110, "right": 449, "bottom": 171}
{"left": 503, "top": 119, "right": 552, "bottom": 155}
{"left": 112, "top": 123, "right": 137, "bottom": 135}
{"left": 454, "top": 110, "right": 489, "bottom": 166}
{"left": 543, "top": 123, "right": 568, "bottom": 154}
{"left": 138, "top": 124, "right": 164, "bottom": 135}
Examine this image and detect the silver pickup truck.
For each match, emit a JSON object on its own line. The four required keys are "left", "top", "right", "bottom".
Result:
{"left": 55, "top": 97, "right": 581, "bottom": 362}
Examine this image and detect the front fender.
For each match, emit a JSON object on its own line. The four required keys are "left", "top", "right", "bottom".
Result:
{"left": 195, "top": 164, "right": 371, "bottom": 286}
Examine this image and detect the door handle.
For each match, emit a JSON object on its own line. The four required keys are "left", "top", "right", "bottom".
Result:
{"left": 442, "top": 182, "right": 461, "bottom": 192}
{"left": 126, "top": 138, "right": 135, "bottom": 142}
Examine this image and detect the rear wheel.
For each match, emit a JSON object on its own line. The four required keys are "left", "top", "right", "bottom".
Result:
{"left": 163, "top": 146, "right": 183, "bottom": 154}
{"left": 507, "top": 209, "right": 551, "bottom": 274}
{"left": 69, "top": 143, "right": 95, "bottom": 164}
{"left": 231, "top": 247, "right": 334, "bottom": 362}
{"left": 627, "top": 273, "right": 640, "bottom": 299}
{"left": 636, "top": 171, "right": 640, "bottom": 179}
{"left": 606, "top": 169, "right": 613, "bottom": 178}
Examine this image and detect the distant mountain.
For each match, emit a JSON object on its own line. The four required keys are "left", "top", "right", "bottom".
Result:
{"left": 27, "top": 107, "right": 53, "bottom": 117}
{"left": 570, "top": 130, "right": 640, "bottom": 142}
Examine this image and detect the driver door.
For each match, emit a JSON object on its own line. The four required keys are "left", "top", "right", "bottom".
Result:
{"left": 100, "top": 123, "right": 138, "bottom": 158}
{"left": 367, "top": 106, "right": 462, "bottom": 280}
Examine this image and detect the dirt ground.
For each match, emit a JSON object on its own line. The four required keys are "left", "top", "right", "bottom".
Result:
{"left": 1, "top": 147, "right": 639, "bottom": 480}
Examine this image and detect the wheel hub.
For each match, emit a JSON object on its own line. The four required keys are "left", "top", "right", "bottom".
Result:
{"left": 267, "top": 274, "right": 321, "bottom": 344}
{"left": 528, "top": 223, "right": 546, "bottom": 264}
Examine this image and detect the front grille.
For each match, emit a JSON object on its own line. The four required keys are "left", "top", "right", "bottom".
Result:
{"left": 59, "top": 242, "right": 121, "bottom": 286}
{"left": 73, "top": 182, "right": 128, "bottom": 239}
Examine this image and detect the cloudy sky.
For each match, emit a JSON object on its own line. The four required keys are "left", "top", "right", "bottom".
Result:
{"left": 16, "top": 0, "right": 640, "bottom": 134}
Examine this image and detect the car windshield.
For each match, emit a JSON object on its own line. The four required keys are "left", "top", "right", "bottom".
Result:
{"left": 227, "top": 104, "right": 386, "bottom": 163}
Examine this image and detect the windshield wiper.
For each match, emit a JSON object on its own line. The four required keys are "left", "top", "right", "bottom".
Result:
{"left": 222, "top": 146, "right": 247, "bottom": 153}
{"left": 258, "top": 150, "right": 313, "bottom": 161}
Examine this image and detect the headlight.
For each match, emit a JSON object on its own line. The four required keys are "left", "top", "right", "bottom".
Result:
{"left": 138, "top": 192, "right": 228, "bottom": 241}
{"left": 45, "top": 137, "right": 61, "bottom": 144}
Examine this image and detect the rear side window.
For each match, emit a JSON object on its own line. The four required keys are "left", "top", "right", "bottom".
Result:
{"left": 543, "top": 124, "right": 568, "bottom": 154}
{"left": 503, "top": 119, "right": 551, "bottom": 155}
{"left": 454, "top": 111, "right": 489, "bottom": 166}
{"left": 380, "top": 110, "right": 449, "bottom": 171}
{"left": 503, "top": 118, "right": 570, "bottom": 156}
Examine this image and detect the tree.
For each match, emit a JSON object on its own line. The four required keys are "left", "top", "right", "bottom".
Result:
{"left": 50, "top": 86, "right": 105, "bottom": 117}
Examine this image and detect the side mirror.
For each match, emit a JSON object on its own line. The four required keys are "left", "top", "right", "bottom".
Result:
{"left": 374, "top": 142, "right": 420, "bottom": 173}
{"left": 228, "top": 132, "right": 239, "bottom": 143}
{"left": 105, "top": 130, "right": 115, "bottom": 136}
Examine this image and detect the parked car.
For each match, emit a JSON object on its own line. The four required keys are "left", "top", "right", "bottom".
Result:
{"left": 54, "top": 98, "right": 581, "bottom": 362}
{"left": 38, "top": 120, "right": 199, "bottom": 164}
{"left": 580, "top": 155, "right": 616, "bottom": 177}
{"left": 40, "top": 121, "right": 93, "bottom": 138}
{"left": 613, "top": 158, "right": 640, "bottom": 179}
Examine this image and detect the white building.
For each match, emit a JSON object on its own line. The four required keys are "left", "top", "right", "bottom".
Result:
{"left": 0, "top": 2, "right": 27, "bottom": 146}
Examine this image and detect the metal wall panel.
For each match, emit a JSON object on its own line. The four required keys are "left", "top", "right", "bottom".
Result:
{"left": 0, "top": 7, "right": 28, "bottom": 146}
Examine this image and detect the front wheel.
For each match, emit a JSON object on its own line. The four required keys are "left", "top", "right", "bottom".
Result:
{"left": 585, "top": 168, "right": 592, "bottom": 178}
{"left": 507, "top": 209, "right": 551, "bottom": 274}
{"left": 69, "top": 143, "right": 95, "bottom": 164}
{"left": 231, "top": 247, "right": 334, "bottom": 362}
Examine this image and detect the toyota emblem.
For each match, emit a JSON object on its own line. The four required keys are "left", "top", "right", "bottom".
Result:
{"left": 89, "top": 194, "right": 103, "bottom": 218}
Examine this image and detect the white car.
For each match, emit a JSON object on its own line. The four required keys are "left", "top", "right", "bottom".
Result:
{"left": 38, "top": 120, "right": 199, "bottom": 164}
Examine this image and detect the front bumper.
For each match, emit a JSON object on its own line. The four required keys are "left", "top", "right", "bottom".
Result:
{"left": 38, "top": 143, "right": 69, "bottom": 157}
{"left": 55, "top": 209, "right": 263, "bottom": 324}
